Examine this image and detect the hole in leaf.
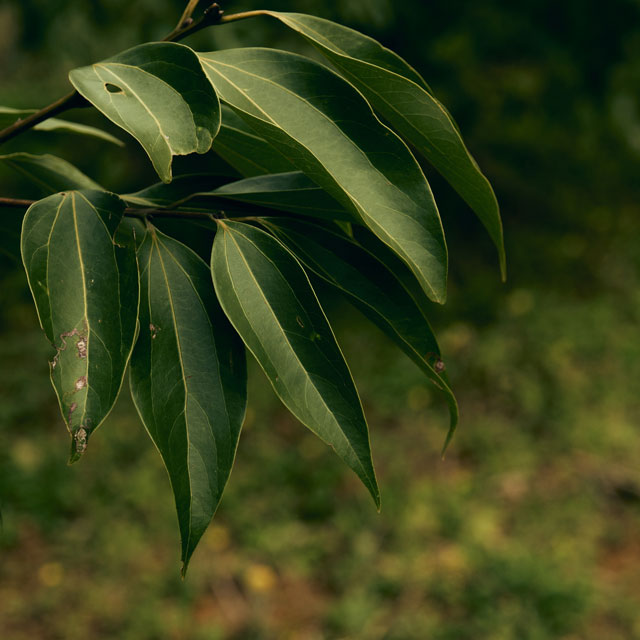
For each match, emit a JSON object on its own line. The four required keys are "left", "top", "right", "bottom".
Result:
{"left": 104, "top": 83, "right": 123, "bottom": 94}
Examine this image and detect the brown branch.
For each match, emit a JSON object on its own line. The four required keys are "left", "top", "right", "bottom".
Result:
{"left": 0, "top": 91, "right": 89, "bottom": 145}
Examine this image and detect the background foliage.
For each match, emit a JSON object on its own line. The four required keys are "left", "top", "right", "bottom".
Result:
{"left": 1, "top": 1, "right": 640, "bottom": 638}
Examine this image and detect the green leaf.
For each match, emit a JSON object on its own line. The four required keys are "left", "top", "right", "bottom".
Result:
{"left": 211, "top": 220, "right": 379, "bottom": 506}
{"left": 198, "top": 171, "right": 352, "bottom": 222}
{"left": 122, "top": 173, "right": 233, "bottom": 207}
{"left": 69, "top": 42, "right": 220, "bottom": 183}
{"left": 129, "top": 225, "right": 247, "bottom": 572}
{"left": 0, "top": 152, "right": 102, "bottom": 194}
{"left": 213, "top": 106, "right": 297, "bottom": 177}
{"left": 199, "top": 48, "right": 447, "bottom": 302}
{"left": 20, "top": 190, "right": 139, "bottom": 462}
{"left": 265, "top": 12, "right": 505, "bottom": 278}
{"left": 0, "top": 106, "right": 124, "bottom": 145}
{"left": 263, "top": 217, "right": 458, "bottom": 447}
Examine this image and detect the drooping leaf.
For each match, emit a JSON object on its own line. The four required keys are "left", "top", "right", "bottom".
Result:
{"left": 199, "top": 48, "right": 447, "bottom": 302}
{"left": 212, "top": 105, "right": 297, "bottom": 177}
{"left": 0, "top": 106, "right": 124, "bottom": 145}
{"left": 211, "top": 220, "right": 379, "bottom": 505}
{"left": 264, "top": 12, "right": 505, "bottom": 277}
{"left": 263, "top": 217, "right": 458, "bottom": 446}
{"left": 20, "top": 190, "right": 139, "bottom": 462}
{"left": 69, "top": 43, "right": 221, "bottom": 182}
{"left": 0, "top": 152, "right": 102, "bottom": 194}
{"left": 129, "top": 225, "right": 246, "bottom": 572}
{"left": 197, "top": 171, "right": 352, "bottom": 222}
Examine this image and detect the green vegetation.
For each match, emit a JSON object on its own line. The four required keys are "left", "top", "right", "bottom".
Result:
{"left": 1, "top": 1, "right": 639, "bottom": 638}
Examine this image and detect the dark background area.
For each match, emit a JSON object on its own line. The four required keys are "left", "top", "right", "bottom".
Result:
{"left": 1, "top": 1, "right": 640, "bottom": 638}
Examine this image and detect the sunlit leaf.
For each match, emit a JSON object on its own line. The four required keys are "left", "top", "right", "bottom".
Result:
{"left": 264, "top": 12, "right": 505, "bottom": 277}
{"left": 211, "top": 220, "right": 379, "bottom": 505}
{"left": 263, "top": 217, "right": 458, "bottom": 447}
{"left": 20, "top": 190, "right": 139, "bottom": 462}
{"left": 69, "top": 43, "right": 220, "bottom": 182}
{"left": 0, "top": 152, "right": 102, "bottom": 194}
{"left": 0, "top": 106, "right": 124, "bottom": 145}
{"left": 130, "top": 225, "right": 246, "bottom": 572}
{"left": 200, "top": 48, "right": 447, "bottom": 302}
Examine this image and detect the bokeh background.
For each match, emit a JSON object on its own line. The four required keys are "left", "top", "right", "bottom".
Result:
{"left": 1, "top": 1, "right": 640, "bottom": 638}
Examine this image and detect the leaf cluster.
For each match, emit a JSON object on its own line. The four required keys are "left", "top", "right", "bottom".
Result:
{"left": 1, "top": 8, "right": 503, "bottom": 571}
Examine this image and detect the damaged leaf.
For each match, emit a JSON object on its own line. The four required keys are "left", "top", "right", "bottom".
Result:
{"left": 69, "top": 42, "right": 221, "bottom": 182}
{"left": 20, "top": 190, "right": 139, "bottom": 462}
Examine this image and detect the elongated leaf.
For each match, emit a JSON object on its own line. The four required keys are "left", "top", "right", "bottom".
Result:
{"left": 122, "top": 173, "right": 233, "bottom": 207}
{"left": 130, "top": 225, "right": 246, "bottom": 572}
{"left": 263, "top": 217, "right": 458, "bottom": 446}
{"left": 200, "top": 48, "right": 447, "bottom": 302}
{"left": 264, "top": 12, "right": 505, "bottom": 277}
{"left": 21, "top": 190, "right": 139, "bottom": 461}
{"left": 0, "top": 152, "right": 102, "bottom": 194}
{"left": 199, "top": 171, "right": 352, "bottom": 222}
{"left": 211, "top": 220, "right": 379, "bottom": 505}
{"left": 69, "top": 43, "right": 220, "bottom": 182}
{"left": 213, "top": 106, "right": 297, "bottom": 177}
{"left": 0, "top": 106, "right": 124, "bottom": 145}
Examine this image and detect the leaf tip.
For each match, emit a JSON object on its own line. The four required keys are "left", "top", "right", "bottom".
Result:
{"left": 67, "top": 426, "right": 89, "bottom": 464}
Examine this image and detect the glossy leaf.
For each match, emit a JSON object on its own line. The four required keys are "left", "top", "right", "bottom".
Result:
{"left": 199, "top": 48, "right": 447, "bottom": 302}
{"left": 0, "top": 106, "right": 124, "bottom": 145}
{"left": 20, "top": 190, "right": 139, "bottom": 462}
{"left": 130, "top": 225, "right": 246, "bottom": 572}
{"left": 265, "top": 12, "right": 505, "bottom": 277}
{"left": 211, "top": 221, "right": 379, "bottom": 505}
{"left": 212, "top": 106, "right": 297, "bottom": 177}
{"left": 69, "top": 43, "right": 220, "bottom": 182}
{"left": 199, "top": 171, "right": 352, "bottom": 222}
{"left": 264, "top": 217, "right": 458, "bottom": 445}
{"left": 0, "top": 152, "right": 102, "bottom": 194}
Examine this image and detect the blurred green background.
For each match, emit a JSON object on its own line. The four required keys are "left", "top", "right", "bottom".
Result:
{"left": 1, "top": 1, "right": 640, "bottom": 638}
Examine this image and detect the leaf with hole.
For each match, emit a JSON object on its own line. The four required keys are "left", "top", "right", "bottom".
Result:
{"left": 211, "top": 220, "right": 379, "bottom": 505}
{"left": 69, "top": 42, "right": 220, "bottom": 182}
{"left": 20, "top": 190, "right": 139, "bottom": 462}
{"left": 264, "top": 12, "right": 505, "bottom": 277}
{"left": 130, "top": 225, "right": 247, "bottom": 572}
{"left": 199, "top": 48, "right": 447, "bottom": 301}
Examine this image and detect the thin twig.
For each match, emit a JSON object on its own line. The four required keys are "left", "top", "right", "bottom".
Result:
{"left": 174, "top": 0, "right": 202, "bottom": 32}
{"left": 162, "top": 2, "right": 226, "bottom": 43}
{"left": 0, "top": 91, "right": 88, "bottom": 145}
